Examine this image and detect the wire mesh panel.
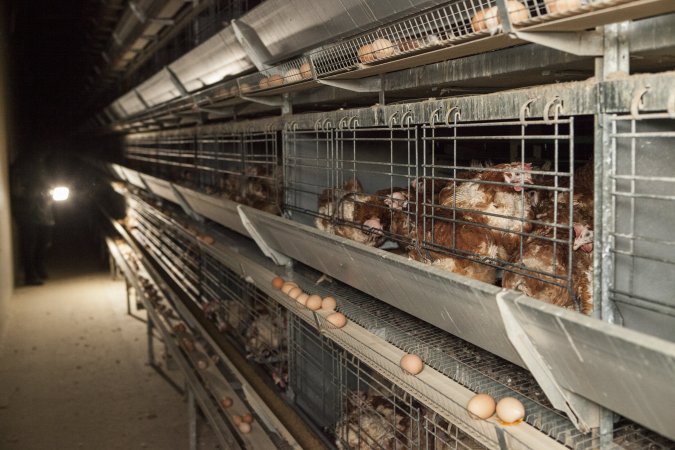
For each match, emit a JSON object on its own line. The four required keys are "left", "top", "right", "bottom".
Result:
{"left": 125, "top": 130, "right": 198, "bottom": 185}
{"left": 420, "top": 113, "right": 596, "bottom": 314}
{"left": 241, "top": 130, "right": 282, "bottom": 214}
{"left": 308, "top": 0, "right": 522, "bottom": 77}
{"left": 283, "top": 125, "right": 335, "bottom": 226}
{"left": 606, "top": 112, "right": 675, "bottom": 341}
{"left": 195, "top": 127, "right": 242, "bottom": 197}
{"left": 288, "top": 315, "right": 488, "bottom": 450}
{"left": 201, "top": 252, "right": 289, "bottom": 387}
{"left": 284, "top": 119, "right": 419, "bottom": 248}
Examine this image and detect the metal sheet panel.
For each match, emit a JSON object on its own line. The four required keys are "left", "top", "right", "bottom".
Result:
{"left": 139, "top": 174, "right": 180, "bottom": 204}
{"left": 240, "top": 206, "right": 524, "bottom": 366}
{"left": 121, "top": 168, "right": 145, "bottom": 189}
{"left": 170, "top": 28, "right": 253, "bottom": 92}
{"left": 136, "top": 70, "right": 182, "bottom": 107}
{"left": 507, "top": 295, "right": 675, "bottom": 441}
{"left": 173, "top": 186, "right": 250, "bottom": 238}
{"left": 117, "top": 91, "right": 145, "bottom": 116}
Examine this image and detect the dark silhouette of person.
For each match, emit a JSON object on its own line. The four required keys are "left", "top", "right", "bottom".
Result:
{"left": 10, "top": 151, "right": 55, "bottom": 286}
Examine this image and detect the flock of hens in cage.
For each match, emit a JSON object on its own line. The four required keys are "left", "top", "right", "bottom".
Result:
{"left": 313, "top": 160, "right": 595, "bottom": 315}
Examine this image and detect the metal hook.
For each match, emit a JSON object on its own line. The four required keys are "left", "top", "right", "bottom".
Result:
{"left": 429, "top": 107, "right": 442, "bottom": 128}
{"left": 388, "top": 111, "right": 400, "bottom": 128}
{"left": 338, "top": 116, "right": 349, "bottom": 130}
{"left": 630, "top": 86, "right": 650, "bottom": 119}
{"left": 313, "top": 119, "right": 322, "bottom": 131}
{"left": 401, "top": 110, "right": 414, "bottom": 128}
{"left": 444, "top": 106, "right": 460, "bottom": 126}
{"left": 667, "top": 89, "right": 675, "bottom": 118}
{"left": 543, "top": 96, "right": 563, "bottom": 125}
{"left": 519, "top": 99, "right": 536, "bottom": 126}
{"left": 348, "top": 116, "right": 359, "bottom": 129}
{"left": 321, "top": 118, "right": 332, "bottom": 131}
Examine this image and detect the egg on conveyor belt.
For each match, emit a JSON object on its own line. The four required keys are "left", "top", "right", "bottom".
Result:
{"left": 466, "top": 394, "right": 496, "bottom": 420}
{"left": 306, "top": 295, "right": 322, "bottom": 310}
{"left": 296, "top": 293, "right": 309, "bottom": 306}
{"left": 288, "top": 287, "right": 304, "bottom": 299}
{"left": 284, "top": 68, "right": 302, "bottom": 83}
{"left": 326, "top": 312, "right": 347, "bottom": 328}
{"left": 400, "top": 353, "right": 424, "bottom": 375}
{"left": 281, "top": 282, "right": 299, "bottom": 294}
{"left": 322, "top": 296, "right": 337, "bottom": 311}
{"left": 299, "top": 62, "right": 312, "bottom": 79}
{"left": 496, "top": 397, "right": 525, "bottom": 425}
{"left": 272, "top": 276, "right": 285, "bottom": 289}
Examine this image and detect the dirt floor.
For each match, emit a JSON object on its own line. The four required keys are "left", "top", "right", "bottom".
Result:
{"left": 0, "top": 229, "right": 218, "bottom": 450}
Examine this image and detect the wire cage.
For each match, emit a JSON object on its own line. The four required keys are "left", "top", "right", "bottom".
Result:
{"left": 127, "top": 200, "right": 203, "bottom": 303}
{"left": 201, "top": 251, "right": 289, "bottom": 388}
{"left": 605, "top": 111, "right": 675, "bottom": 341}
{"left": 195, "top": 127, "right": 243, "bottom": 197}
{"left": 237, "top": 56, "right": 313, "bottom": 95}
{"left": 125, "top": 130, "right": 199, "bottom": 186}
{"left": 288, "top": 315, "right": 488, "bottom": 450}
{"left": 282, "top": 111, "right": 594, "bottom": 314}
{"left": 283, "top": 117, "right": 419, "bottom": 249}
{"left": 420, "top": 112, "right": 595, "bottom": 314}
{"left": 241, "top": 129, "right": 283, "bottom": 214}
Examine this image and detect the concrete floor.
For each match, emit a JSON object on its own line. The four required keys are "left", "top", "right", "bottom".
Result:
{"left": 0, "top": 233, "right": 217, "bottom": 450}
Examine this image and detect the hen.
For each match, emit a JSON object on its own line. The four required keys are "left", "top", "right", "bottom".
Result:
{"left": 503, "top": 161, "right": 594, "bottom": 313}
{"left": 315, "top": 178, "right": 389, "bottom": 247}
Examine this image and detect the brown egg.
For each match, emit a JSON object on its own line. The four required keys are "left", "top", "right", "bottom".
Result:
{"left": 321, "top": 296, "right": 337, "bottom": 311}
{"left": 197, "top": 359, "right": 209, "bottom": 370}
{"left": 232, "top": 415, "right": 242, "bottom": 426}
{"left": 268, "top": 74, "right": 284, "bottom": 87}
{"left": 370, "top": 38, "right": 395, "bottom": 59}
{"left": 299, "top": 62, "right": 312, "bottom": 79}
{"left": 241, "top": 413, "right": 254, "bottom": 424}
{"left": 357, "top": 44, "right": 375, "bottom": 63}
{"left": 239, "top": 83, "right": 251, "bottom": 94}
{"left": 238, "top": 422, "right": 251, "bottom": 434}
{"left": 288, "top": 287, "right": 303, "bottom": 299}
{"left": 201, "top": 235, "right": 214, "bottom": 245}
{"left": 229, "top": 86, "right": 239, "bottom": 97}
{"left": 271, "top": 276, "right": 285, "bottom": 289}
{"left": 296, "top": 293, "right": 309, "bottom": 306}
{"left": 182, "top": 338, "right": 195, "bottom": 352}
{"left": 400, "top": 353, "right": 424, "bottom": 375}
{"left": 496, "top": 397, "right": 525, "bottom": 425}
{"left": 545, "top": 0, "right": 581, "bottom": 13}
{"left": 467, "top": 394, "right": 496, "bottom": 419}
{"left": 281, "top": 282, "right": 298, "bottom": 294}
{"left": 284, "top": 68, "right": 302, "bottom": 83}
{"left": 470, "top": 9, "right": 484, "bottom": 32}
{"left": 305, "top": 295, "right": 322, "bottom": 311}
{"left": 173, "top": 323, "right": 186, "bottom": 334}
{"left": 326, "top": 312, "right": 347, "bottom": 328}
{"left": 258, "top": 77, "right": 270, "bottom": 89}
{"left": 221, "top": 397, "right": 233, "bottom": 408}
{"left": 398, "top": 39, "right": 422, "bottom": 52}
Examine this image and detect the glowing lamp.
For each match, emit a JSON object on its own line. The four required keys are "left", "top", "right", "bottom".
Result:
{"left": 50, "top": 186, "right": 70, "bottom": 202}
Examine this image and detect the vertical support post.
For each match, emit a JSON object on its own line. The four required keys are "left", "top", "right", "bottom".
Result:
{"left": 378, "top": 74, "right": 386, "bottom": 106}
{"left": 188, "top": 387, "right": 198, "bottom": 450}
{"left": 147, "top": 316, "right": 155, "bottom": 366}
{"left": 281, "top": 93, "right": 292, "bottom": 115}
{"left": 126, "top": 280, "right": 132, "bottom": 316}
{"left": 593, "top": 22, "right": 630, "bottom": 449}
